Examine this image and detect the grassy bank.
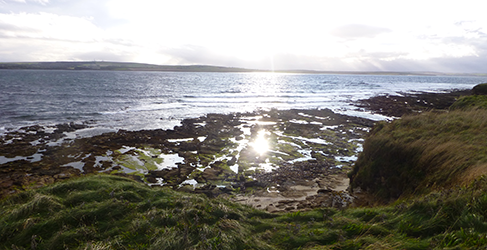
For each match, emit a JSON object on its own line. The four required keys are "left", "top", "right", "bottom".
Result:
{"left": 349, "top": 108, "right": 487, "bottom": 201}
{"left": 3, "top": 175, "right": 487, "bottom": 249}
{"left": 350, "top": 83, "right": 487, "bottom": 202}
{"left": 0, "top": 175, "right": 274, "bottom": 250}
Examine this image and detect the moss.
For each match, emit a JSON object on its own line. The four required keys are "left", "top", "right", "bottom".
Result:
{"left": 112, "top": 147, "right": 164, "bottom": 172}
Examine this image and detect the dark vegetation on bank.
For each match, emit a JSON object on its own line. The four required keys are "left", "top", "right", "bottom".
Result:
{"left": 2, "top": 84, "right": 487, "bottom": 249}
{"left": 0, "top": 62, "right": 254, "bottom": 72}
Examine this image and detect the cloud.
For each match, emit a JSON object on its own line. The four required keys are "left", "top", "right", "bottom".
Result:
{"left": 331, "top": 24, "right": 392, "bottom": 39}
{"left": 72, "top": 50, "right": 133, "bottom": 62}
{"left": 0, "top": 12, "right": 103, "bottom": 42}
{"left": 4, "top": 0, "right": 49, "bottom": 4}
{"left": 1, "top": 0, "right": 487, "bottom": 73}
{"left": 161, "top": 45, "right": 249, "bottom": 67}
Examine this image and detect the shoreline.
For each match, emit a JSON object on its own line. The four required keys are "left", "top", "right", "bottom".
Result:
{"left": 0, "top": 89, "right": 470, "bottom": 211}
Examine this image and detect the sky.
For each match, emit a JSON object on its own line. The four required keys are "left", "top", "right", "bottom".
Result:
{"left": 0, "top": 0, "right": 486, "bottom": 73}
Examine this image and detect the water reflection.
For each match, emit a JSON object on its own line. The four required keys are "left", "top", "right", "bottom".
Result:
{"left": 251, "top": 130, "right": 270, "bottom": 155}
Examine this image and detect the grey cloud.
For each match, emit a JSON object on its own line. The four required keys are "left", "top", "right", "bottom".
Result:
{"left": 428, "top": 55, "right": 487, "bottom": 73}
{"left": 354, "top": 54, "right": 487, "bottom": 73}
{"left": 0, "top": 22, "right": 41, "bottom": 39}
{"left": 161, "top": 45, "right": 251, "bottom": 67}
{"left": 0, "top": 0, "right": 124, "bottom": 28}
{"left": 72, "top": 50, "right": 133, "bottom": 62}
{"left": 331, "top": 24, "right": 392, "bottom": 39}
{"left": 160, "top": 43, "right": 487, "bottom": 73}
{"left": 0, "top": 22, "right": 21, "bottom": 32}
{"left": 268, "top": 50, "right": 487, "bottom": 73}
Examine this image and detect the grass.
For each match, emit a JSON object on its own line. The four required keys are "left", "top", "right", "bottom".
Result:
{"left": 349, "top": 108, "right": 487, "bottom": 201}
{"left": 3, "top": 174, "right": 487, "bottom": 249}
{"left": 0, "top": 175, "right": 274, "bottom": 250}
{"left": 450, "top": 95, "right": 487, "bottom": 110}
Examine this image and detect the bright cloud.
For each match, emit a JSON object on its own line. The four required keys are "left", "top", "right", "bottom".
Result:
{"left": 0, "top": 12, "right": 102, "bottom": 41}
{"left": 0, "top": 0, "right": 486, "bottom": 72}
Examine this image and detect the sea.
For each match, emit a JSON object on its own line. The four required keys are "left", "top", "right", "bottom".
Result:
{"left": 1, "top": 69, "right": 487, "bottom": 136}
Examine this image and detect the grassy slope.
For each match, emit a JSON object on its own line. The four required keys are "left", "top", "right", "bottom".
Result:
{"left": 3, "top": 175, "right": 487, "bottom": 249}
{"left": 349, "top": 108, "right": 487, "bottom": 201}
{"left": 0, "top": 175, "right": 275, "bottom": 250}
{"left": 350, "top": 84, "right": 487, "bottom": 201}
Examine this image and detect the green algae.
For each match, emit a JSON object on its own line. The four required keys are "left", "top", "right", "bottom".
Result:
{"left": 112, "top": 147, "right": 164, "bottom": 173}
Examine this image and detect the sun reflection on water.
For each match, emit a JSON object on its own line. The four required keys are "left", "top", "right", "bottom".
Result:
{"left": 252, "top": 130, "right": 270, "bottom": 155}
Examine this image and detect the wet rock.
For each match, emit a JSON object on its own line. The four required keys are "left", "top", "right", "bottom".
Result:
{"left": 0, "top": 103, "right": 393, "bottom": 202}
{"left": 356, "top": 89, "right": 471, "bottom": 117}
{"left": 318, "top": 188, "right": 333, "bottom": 194}
{"left": 146, "top": 176, "right": 158, "bottom": 183}
{"left": 178, "top": 140, "right": 200, "bottom": 151}
{"left": 243, "top": 180, "right": 266, "bottom": 188}
{"left": 200, "top": 165, "right": 224, "bottom": 181}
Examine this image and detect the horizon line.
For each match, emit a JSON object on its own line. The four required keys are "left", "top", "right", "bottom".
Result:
{"left": 1, "top": 60, "right": 486, "bottom": 76}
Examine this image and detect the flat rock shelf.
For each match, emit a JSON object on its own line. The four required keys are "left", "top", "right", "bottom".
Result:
{"left": 0, "top": 108, "right": 374, "bottom": 212}
{"left": 0, "top": 89, "right": 467, "bottom": 212}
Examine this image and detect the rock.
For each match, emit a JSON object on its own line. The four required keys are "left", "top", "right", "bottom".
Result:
{"left": 266, "top": 204, "right": 279, "bottom": 213}
{"left": 146, "top": 176, "right": 158, "bottom": 183}
{"left": 243, "top": 180, "right": 266, "bottom": 188}
{"left": 318, "top": 188, "right": 333, "bottom": 194}
{"left": 201, "top": 166, "right": 224, "bottom": 181}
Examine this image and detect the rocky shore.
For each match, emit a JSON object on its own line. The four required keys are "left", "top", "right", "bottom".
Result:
{"left": 0, "top": 89, "right": 469, "bottom": 211}
{"left": 355, "top": 89, "right": 471, "bottom": 117}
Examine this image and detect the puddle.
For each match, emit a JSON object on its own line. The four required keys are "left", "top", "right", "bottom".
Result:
{"left": 290, "top": 149, "right": 314, "bottom": 163}
{"left": 251, "top": 130, "right": 270, "bottom": 155}
{"left": 156, "top": 154, "right": 185, "bottom": 170}
{"left": 0, "top": 152, "right": 43, "bottom": 164}
{"left": 167, "top": 138, "right": 193, "bottom": 143}
{"left": 180, "top": 179, "right": 198, "bottom": 186}
{"left": 335, "top": 155, "right": 358, "bottom": 162}
{"left": 320, "top": 125, "right": 339, "bottom": 130}
{"left": 289, "top": 119, "right": 309, "bottom": 124}
{"left": 63, "top": 161, "right": 85, "bottom": 171}
{"left": 0, "top": 156, "right": 26, "bottom": 164}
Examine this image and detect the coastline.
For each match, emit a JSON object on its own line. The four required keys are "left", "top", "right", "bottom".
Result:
{"left": 3, "top": 61, "right": 481, "bottom": 76}
{"left": 0, "top": 89, "right": 470, "bottom": 211}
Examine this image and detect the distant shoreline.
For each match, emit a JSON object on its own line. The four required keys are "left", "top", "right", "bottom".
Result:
{"left": 1, "top": 61, "right": 485, "bottom": 76}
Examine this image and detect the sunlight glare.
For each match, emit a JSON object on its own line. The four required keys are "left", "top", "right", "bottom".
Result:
{"left": 252, "top": 130, "right": 270, "bottom": 155}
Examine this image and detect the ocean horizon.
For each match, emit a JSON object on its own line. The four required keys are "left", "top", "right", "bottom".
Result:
{"left": 1, "top": 69, "right": 487, "bottom": 136}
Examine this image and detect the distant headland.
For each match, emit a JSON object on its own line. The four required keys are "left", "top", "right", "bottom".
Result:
{"left": 1, "top": 61, "right": 483, "bottom": 76}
